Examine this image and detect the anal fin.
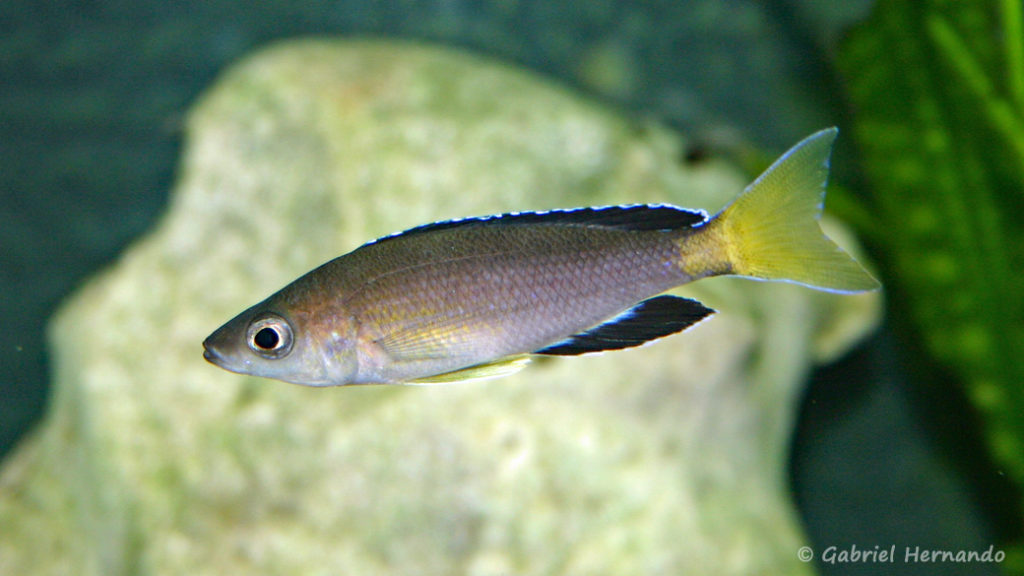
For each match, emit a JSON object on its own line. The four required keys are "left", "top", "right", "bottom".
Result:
{"left": 536, "top": 295, "right": 714, "bottom": 356}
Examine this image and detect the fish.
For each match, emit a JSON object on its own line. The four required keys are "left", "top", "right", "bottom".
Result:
{"left": 202, "top": 128, "right": 879, "bottom": 386}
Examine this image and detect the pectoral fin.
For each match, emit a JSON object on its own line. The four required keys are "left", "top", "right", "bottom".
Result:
{"left": 408, "top": 355, "right": 532, "bottom": 385}
{"left": 536, "top": 295, "right": 714, "bottom": 356}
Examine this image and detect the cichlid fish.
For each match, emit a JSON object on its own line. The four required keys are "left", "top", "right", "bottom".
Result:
{"left": 203, "top": 128, "right": 879, "bottom": 386}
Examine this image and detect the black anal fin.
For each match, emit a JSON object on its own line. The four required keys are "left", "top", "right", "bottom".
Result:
{"left": 535, "top": 295, "right": 715, "bottom": 356}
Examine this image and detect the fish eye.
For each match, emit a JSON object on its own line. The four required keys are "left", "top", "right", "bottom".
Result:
{"left": 246, "top": 315, "right": 293, "bottom": 358}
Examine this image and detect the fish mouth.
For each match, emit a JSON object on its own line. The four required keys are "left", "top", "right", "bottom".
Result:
{"left": 202, "top": 338, "right": 222, "bottom": 365}
{"left": 202, "top": 335, "right": 250, "bottom": 375}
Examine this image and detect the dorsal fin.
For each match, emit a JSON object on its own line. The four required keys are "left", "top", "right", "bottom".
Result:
{"left": 369, "top": 205, "right": 707, "bottom": 247}
{"left": 535, "top": 295, "right": 714, "bottom": 356}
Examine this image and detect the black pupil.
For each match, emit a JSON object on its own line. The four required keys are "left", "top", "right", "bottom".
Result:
{"left": 253, "top": 327, "right": 280, "bottom": 350}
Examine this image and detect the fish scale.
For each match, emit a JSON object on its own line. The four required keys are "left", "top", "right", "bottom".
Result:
{"left": 344, "top": 224, "right": 688, "bottom": 377}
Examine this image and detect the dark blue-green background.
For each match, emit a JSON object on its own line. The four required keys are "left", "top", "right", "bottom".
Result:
{"left": 1, "top": 2, "right": 1016, "bottom": 574}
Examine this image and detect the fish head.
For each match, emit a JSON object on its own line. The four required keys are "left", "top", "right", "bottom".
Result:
{"left": 202, "top": 299, "right": 357, "bottom": 386}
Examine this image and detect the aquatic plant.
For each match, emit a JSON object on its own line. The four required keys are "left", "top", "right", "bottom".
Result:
{"left": 839, "top": 0, "right": 1024, "bottom": 568}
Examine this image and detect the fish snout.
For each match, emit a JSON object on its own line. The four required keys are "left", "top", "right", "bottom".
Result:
{"left": 202, "top": 337, "right": 222, "bottom": 364}
{"left": 202, "top": 330, "right": 236, "bottom": 368}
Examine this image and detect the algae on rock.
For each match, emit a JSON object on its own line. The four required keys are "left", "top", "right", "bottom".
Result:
{"left": 0, "top": 39, "right": 880, "bottom": 576}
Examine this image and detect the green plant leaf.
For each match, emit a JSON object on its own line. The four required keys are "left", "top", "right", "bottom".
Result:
{"left": 840, "top": 0, "right": 1024, "bottom": 566}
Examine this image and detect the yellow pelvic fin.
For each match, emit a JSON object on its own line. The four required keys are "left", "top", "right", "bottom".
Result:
{"left": 714, "top": 128, "right": 880, "bottom": 294}
{"left": 407, "top": 355, "right": 531, "bottom": 385}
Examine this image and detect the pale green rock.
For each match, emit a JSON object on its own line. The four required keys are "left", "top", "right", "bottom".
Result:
{"left": 0, "top": 39, "right": 881, "bottom": 576}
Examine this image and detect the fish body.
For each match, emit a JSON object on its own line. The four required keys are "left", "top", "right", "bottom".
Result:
{"left": 203, "top": 128, "right": 879, "bottom": 386}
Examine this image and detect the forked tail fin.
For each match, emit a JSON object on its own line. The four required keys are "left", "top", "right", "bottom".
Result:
{"left": 714, "top": 128, "right": 880, "bottom": 293}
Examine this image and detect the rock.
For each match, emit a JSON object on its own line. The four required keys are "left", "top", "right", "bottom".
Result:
{"left": 0, "top": 39, "right": 880, "bottom": 576}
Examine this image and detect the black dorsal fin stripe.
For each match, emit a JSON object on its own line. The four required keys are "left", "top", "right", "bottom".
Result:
{"left": 368, "top": 205, "right": 708, "bottom": 247}
{"left": 535, "top": 295, "right": 715, "bottom": 356}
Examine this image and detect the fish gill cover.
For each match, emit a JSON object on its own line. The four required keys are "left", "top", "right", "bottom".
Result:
{"left": 839, "top": 0, "right": 1024, "bottom": 568}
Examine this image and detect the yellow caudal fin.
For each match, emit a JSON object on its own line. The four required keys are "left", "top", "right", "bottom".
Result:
{"left": 715, "top": 128, "right": 880, "bottom": 293}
